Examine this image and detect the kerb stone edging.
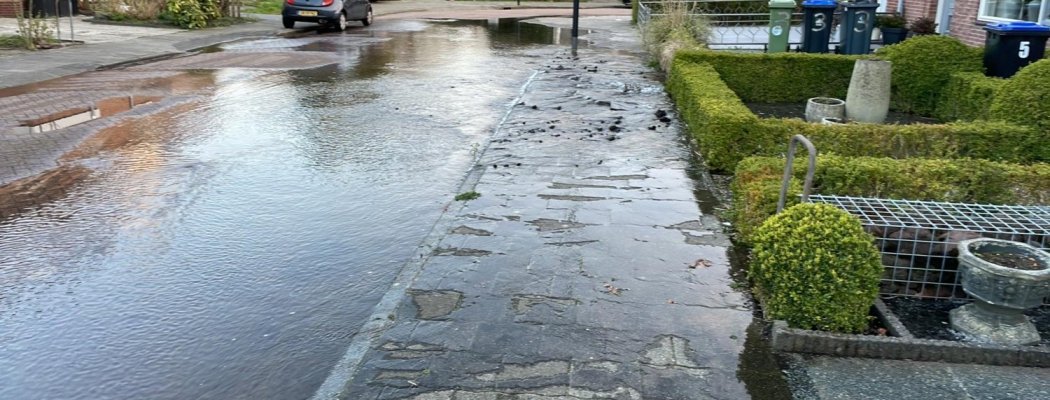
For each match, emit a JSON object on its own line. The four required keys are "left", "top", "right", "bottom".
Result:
{"left": 770, "top": 300, "right": 1050, "bottom": 367}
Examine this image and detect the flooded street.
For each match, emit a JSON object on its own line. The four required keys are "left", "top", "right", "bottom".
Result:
{"left": 0, "top": 20, "right": 572, "bottom": 400}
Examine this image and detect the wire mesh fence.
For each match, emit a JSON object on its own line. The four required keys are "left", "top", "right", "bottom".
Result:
{"left": 808, "top": 195, "right": 1050, "bottom": 302}
{"left": 638, "top": 0, "right": 807, "bottom": 49}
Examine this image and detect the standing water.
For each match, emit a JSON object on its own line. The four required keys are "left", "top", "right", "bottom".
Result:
{"left": 0, "top": 20, "right": 568, "bottom": 400}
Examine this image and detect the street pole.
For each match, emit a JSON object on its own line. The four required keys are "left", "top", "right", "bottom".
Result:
{"left": 68, "top": 0, "right": 74, "bottom": 42}
{"left": 54, "top": 1, "right": 60, "bottom": 43}
{"left": 571, "top": 0, "right": 580, "bottom": 56}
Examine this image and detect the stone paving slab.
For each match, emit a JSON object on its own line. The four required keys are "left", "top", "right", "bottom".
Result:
{"left": 326, "top": 41, "right": 753, "bottom": 399}
{"left": 785, "top": 355, "right": 1050, "bottom": 400}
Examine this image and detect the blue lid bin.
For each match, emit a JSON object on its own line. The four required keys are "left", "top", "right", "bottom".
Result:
{"left": 984, "top": 21, "right": 1050, "bottom": 78}
{"left": 801, "top": 0, "right": 839, "bottom": 53}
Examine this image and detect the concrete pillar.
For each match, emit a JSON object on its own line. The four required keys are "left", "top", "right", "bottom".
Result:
{"left": 845, "top": 59, "right": 892, "bottom": 123}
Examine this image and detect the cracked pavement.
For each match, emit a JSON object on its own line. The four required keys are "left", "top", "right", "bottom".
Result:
{"left": 334, "top": 22, "right": 753, "bottom": 399}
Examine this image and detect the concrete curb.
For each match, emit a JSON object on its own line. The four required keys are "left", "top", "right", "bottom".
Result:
{"left": 771, "top": 300, "right": 1050, "bottom": 367}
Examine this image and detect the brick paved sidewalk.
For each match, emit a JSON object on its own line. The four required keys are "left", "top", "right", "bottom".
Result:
{"left": 311, "top": 36, "right": 756, "bottom": 398}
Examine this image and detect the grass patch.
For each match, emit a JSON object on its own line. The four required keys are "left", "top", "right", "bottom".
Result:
{"left": 0, "top": 34, "right": 27, "bottom": 49}
{"left": 208, "top": 16, "right": 260, "bottom": 27}
{"left": 244, "top": 0, "right": 285, "bottom": 15}
{"left": 454, "top": 191, "right": 481, "bottom": 201}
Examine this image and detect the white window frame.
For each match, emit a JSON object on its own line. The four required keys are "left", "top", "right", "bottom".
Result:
{"left": 976, "top": 0, "right": 1048, "bottom": 25}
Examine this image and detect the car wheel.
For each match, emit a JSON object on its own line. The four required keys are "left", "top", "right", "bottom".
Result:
{"left": 336, "top": 11, "right": 347, "bottom": 31}
{"left": 361, "top": 6, "right": 373, "bottom": 26}
{"left": 283, "top": 18, "right": 295, "bottom": 29}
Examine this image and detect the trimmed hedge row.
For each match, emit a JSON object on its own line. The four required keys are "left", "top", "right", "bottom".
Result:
{"left": 665, "top": 58, "right": 770, "bottom": 172}
{"left": 875, "top": 36, "right": 984, "bottom": 116}
{"left": 666, "top": 57, "right": 1048, "bottom": 172}
{"left": 771, "top": 118, "right": 1048, "bottom": 164}
{"left": 675, "top": 50, "right": 859, "bottom": 103}
{"left": 730, "top": 155, "right": 1050, "bottom": 244}
{"left": 990, "top": 58, "right": 1050, "bottom": 131}
{"left": 935, "top": 72, "right": 1004, "bottom": 122}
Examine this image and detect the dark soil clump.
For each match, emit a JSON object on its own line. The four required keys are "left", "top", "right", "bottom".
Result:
{"left": 883, "top": 297, "right": 1050, "bottom": 345}
{"left": 975, "top": 251, "right": 1046, "bottom": 271}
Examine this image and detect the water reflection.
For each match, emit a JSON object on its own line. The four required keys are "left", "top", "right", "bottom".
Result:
{"left": 0, "top": 20, "right": 537, "bottom": 400}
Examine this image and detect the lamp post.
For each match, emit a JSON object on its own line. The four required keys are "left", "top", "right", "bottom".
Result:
{"left": 571, "top": 0, "right": 580, "bottom": 56}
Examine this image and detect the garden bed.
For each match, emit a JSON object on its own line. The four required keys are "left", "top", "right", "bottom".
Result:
{"left": 771, "top": 298, "right": 1050, "bottom": 367}
{"left": 883, "top": 297, "right": 1050, "bottom": 345}
{"left": 745, "top": 102, "right": 939, "bottom": 125}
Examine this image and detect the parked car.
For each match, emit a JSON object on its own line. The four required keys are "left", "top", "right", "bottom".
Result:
{"left": 282, "top": 0, "right": 373, "bottom": 31}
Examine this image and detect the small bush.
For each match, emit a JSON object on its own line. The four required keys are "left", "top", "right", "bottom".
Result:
{"left": 876, "top": 35, "right": 983, "bottom": 115}
{"left": 750, "top": 203, "right": 883, "bottom": 333}
{"left": 642, "top": 1, "right": 710, "bottom": 69}
{"left": 988, "top": 59, "right": 1050, "bottom": 131}
{"left": 675, "top": 50, "right": 859, "bottom": 103}
{"left": 909, "top": 17, "right": 938, "bottom": 35}
{"left": 936, "top": 72, "right": 1005, "bottom": 121}
{"left": 14, "top": 1, "right": 55, "bottom": 50}
{"left": 730, "top": 155, "right": 1050, "bottom": 244}
{"left": 165, "top": 0, "right": 221, "bottom": 29}
{"left": 876, "top": 14, "right": 907, "bottom": 29}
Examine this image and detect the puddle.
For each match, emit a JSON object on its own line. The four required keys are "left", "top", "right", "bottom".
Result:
{"left": 21, "top": 108, "right": 100, "bottom": 133}
{"left": 17, "top": 96, "right": 158, "bottom": 134}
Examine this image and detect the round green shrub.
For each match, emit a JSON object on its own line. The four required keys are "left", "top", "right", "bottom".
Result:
{"left": 749, "top": 203, "right": 882, "bottom": 333}
{"left": 988, "top": 58, "right": 1050, "bottom": 131}
{"left": 165, "top": 0, "right": 220, "bottom": 29}
{"left": 876, "top": 35, "right": 983, "bottom": 115}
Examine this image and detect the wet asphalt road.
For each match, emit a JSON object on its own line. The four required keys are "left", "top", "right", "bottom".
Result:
{"left": 0, "top": 19, "right": 573, "bottom": 400}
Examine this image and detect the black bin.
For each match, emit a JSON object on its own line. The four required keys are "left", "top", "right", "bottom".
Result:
{"left": 30, "top": 0, "right": 77, "bottom": 17}
{"left": 984, "top": 21, "right": 1050, "bottom": 78}
{"left": 840, "top": 0, "right": 879, "bottom": 54}
{"left": 801, "top": 0, "right": 838, "bottom": 53}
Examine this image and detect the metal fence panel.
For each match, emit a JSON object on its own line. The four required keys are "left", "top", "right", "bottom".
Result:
{"left": 639, "top": 0, "right": 809, "bottom": 49}
{"left": 809, "top": 195, "right": 1050, "bottom": 301}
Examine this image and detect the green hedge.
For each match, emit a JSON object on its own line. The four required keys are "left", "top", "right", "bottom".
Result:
{"left": 876, "top": 36, "right": 984, "bottom": 116}
{"left": 730, "top": 155, "right": 1050, "bottom": 244}
{"left": 751, "top": 203, "right": 883, "bottom": 333}
{"left": 667, "top": 56, "right": 1047, "bottom": 172}
{"left": 666, "top": 58, "right": 771, "bottom": 172}
{"left": 989, "top": 58, "right": 1050, "bottom": 131}
{"left": 770, "top": 118, "right": 1048, "bottom": 164}
{"left": 675, "top": 50, "right": 859, "bottom": 103}
{"left": 935, "top": 72, "right": 1005, "bottom": 122}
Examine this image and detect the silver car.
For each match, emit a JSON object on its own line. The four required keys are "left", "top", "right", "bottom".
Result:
{"left": 282, "top": 0, "right": 374, "bottom": 31}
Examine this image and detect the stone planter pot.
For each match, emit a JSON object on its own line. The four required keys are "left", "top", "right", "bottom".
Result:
{"left": 950, "top": 238, "right": 1050, "bottom": 345}
{"left": 881, "top": 27, "right": 908, "bottom": 45}
{"left": 805, "top": 97, "right": 845, "bottom": 123}
{"left": 845, "top": 59, "right": 892, "bottom": 123}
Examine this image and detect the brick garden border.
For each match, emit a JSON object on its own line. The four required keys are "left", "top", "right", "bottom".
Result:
{"left": 770, "top": 299, "right": 1050, "bottom": 367}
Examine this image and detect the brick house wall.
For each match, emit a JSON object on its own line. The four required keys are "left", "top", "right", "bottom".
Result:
{"left": 896, "top": 0, "right": 993, "bottom": 46}
{"left": 949, "top": 0, "right": 988, "bottom": 46}
{"left": 0, "top": 0, "right": 22, "bottom": 18}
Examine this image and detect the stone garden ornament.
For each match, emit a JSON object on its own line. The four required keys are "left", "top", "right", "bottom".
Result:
{"left": 950, "top": 238, "right": 1050, "bottom": 345}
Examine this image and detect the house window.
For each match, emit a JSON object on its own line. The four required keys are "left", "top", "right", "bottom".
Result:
{"left": 979, "top": 0, "right": 1048, "bottom": 24}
